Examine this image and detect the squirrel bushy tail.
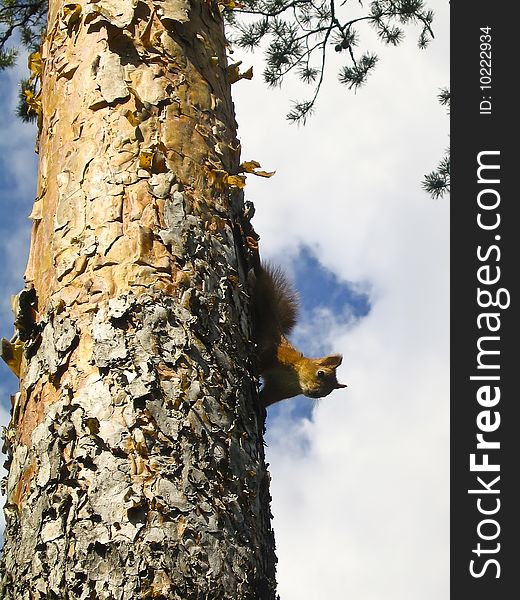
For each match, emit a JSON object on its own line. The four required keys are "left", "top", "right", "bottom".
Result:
{"left": 251, "top": 264, "right": 299, "bottom": 368}
{"left": 251, "top": 263, "right": 347, "bottom": 406}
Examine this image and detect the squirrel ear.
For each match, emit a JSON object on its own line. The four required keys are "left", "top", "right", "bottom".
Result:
{"left": 320, "top": 354, "right": 343, "bottom": 368}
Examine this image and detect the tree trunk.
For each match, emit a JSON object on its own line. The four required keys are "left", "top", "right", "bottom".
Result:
{"left": 0, "top": 1, "right": 277, "bottom": 598}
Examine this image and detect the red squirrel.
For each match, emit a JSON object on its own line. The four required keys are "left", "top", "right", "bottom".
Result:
{"left": 252, "top": 264, "right": 347, "bottom": 407}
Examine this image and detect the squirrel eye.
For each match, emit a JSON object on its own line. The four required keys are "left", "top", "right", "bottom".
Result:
{"left": 316, "top": 370, "right": 325, "bottom": 379}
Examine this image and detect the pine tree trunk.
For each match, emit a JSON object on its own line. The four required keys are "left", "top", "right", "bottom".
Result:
{"left": 0, "top": 1, "right": 277, "bottom": 597}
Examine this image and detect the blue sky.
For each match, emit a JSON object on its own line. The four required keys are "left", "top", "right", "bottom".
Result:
{"left": 0, "top": 62, "right": 35, "bottom": 418}
{"left": 0, "top": 2, "right": 450, "bottom": 597}
{"left": 265, "top": 245, "right": 371, "bottom": 427}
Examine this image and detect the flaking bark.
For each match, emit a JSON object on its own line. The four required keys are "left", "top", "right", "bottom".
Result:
{"left": 0, "top": 1, "right": 277, "bottom": 597}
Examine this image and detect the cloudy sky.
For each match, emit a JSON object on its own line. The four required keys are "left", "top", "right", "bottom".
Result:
{"left": 0, "top": 1, "right": 449, "bottom": 597}
{"left": 232, "top": 1, "right": 449, "bottom": 598}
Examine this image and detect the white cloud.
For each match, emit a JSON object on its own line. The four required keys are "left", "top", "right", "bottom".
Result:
{"left": 233, "top": 1, "right": 449, "bottom": 598}
{"left": 0, "top": 223, "right": 31, "bottom": 295}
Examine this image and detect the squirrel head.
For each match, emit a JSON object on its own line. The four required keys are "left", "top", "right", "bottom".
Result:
{"left": 297, "top": 353, "right": 347, "bottom": 399}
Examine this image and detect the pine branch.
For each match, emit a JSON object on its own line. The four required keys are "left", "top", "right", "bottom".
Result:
{"left": 16, "top": 76, "right": 38, "bottom": 121}
{"left": 0, "top": 0, "right": 47, "bottom": 69}
{"left": 422, "top": 153, "right": 450, "bottom": 199}
{"left": 422, "top": 86, "right": 450, "bottom": 199}
{"left": 229, "top": 0, "right": 436, "bottom": 120}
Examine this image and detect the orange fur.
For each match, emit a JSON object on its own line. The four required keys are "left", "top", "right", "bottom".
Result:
{"left": 252, "top": 265, "right": 347, "bottom": 406}
{"left": 260, "top": 337, "right": 346, "bottom": 406}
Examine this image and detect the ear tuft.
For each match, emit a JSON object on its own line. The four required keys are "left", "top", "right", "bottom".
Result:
{"left": 319, "top": 354, "right": 343, "bottom": 368}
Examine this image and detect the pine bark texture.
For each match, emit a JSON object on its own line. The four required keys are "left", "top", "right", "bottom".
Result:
{"left": 0, "top": 1, "right": 277, "bottom": 598}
